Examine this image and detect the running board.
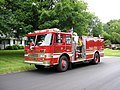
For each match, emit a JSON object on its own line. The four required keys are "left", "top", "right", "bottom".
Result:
{"left": 71, "top": 58, "right": 85, "bottom": 63}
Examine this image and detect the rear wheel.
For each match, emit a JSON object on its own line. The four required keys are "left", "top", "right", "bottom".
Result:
{"left": 91, "top": 53, "right": 100, "bottom": 64}
{"left": 35, "top": 65, "right": 44, "bottom": 70}
{"left": 57, "top": 56, "right": 69, "bottom": 72}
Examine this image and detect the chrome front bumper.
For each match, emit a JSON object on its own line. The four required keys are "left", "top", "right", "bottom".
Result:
{"left": 24, "top": 60, "right": 50, "bottom": 66}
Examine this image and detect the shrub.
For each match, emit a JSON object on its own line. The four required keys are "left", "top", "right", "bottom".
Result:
{"left": 5, "top": 46, "right": 13, "bottom": 50}
{"left": 104, "top": 40, "right": 111, "bottom": 48}
{"left": 12, "top": 45, "right": 19, "bottom": 50}
{"left": 20, "top": 46, "right": 24, "bottom": 49}
{"left": 116, "top": 45, "right": 120, "bottom": 50}
{"left": 5, "top": 45, "right": 24, "bottom": 50}
{"left": 17, "top": 45, "right": 21, "bottom": 49}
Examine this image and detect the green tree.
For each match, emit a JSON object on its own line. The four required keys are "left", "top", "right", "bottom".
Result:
{"left": 0, "top": 0, "right": 94, "bottom": 38}
{"left": 38, "top": 0, "right": 94, "bottom": 36}
{"left": 107, "top": 19, "right": 120, "bottom": 34}
{"left": 102, "top": 31, "right": 111, "bottom": 41}
{"left": 88, "top": 16, "right": 103, "bottom": 37}
{"left": 104, "top": 40, "right": 111, "bottom": 47}
{"left": 103, "top": 19, "right": 120, "bottom": 44}
{"left": 111, "top": 32, "right": 120, "bottom": 44}
{"left": 0, "top": 0, "right": 33, "bottom": 37}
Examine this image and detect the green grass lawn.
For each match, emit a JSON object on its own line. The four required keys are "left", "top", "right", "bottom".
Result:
{"left": 0, "top": 50, "right": 35, "bottom": 74}
{"left": 104, "top": 48, "right": 120, "bottom": 56}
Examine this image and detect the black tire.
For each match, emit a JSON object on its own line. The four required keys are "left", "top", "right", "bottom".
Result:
{"left": 35, "top": 65, "right": 44, "bottom": 70}
{"left": 57, "top": 56, "right": 69, "bottom": 72}
{"left": 91, "top": 53, "right": 100, "bottom": 64}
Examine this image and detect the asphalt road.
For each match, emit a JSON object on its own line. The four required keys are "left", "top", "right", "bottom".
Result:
{"left": 0, "top": 56, "right": 120, "bottom": 90}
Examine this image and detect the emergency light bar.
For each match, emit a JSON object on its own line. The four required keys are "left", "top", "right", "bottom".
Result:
{"left": 34, "top": 28, "right": 61, "bottom": 33}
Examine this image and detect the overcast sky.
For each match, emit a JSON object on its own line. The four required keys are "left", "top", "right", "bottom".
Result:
{"left": 84, "top": 0, "right": 120, "bottom": 23}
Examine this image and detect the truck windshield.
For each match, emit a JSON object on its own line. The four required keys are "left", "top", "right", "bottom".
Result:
{"left": 36, "top": 34, "right": 52, "bottom": 46}
{"left": 26, "top": 34, "right": 52, "bottom": 46}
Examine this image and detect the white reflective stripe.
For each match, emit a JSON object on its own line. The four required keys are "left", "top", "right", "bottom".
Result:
{"left": 53, "top": 52, "right": 72, "bottom": 55}
{"left": 99, "top": 51, "right": 104, "bottom": 54}
{"left": 53, "top": 63, "right": 58, "bottom": 65}
{"left": 53, "top": 52, "right": 72, "bottom": 58}
{"left": 67, "top": 53, "right": 73, "bottom": 55}
{"left": 86, "top": 52, "right": 94, "bottom": 55}
{"left": 53, "top": 55, "right": 60, "bottom": 58}
{"left": 86, "top": 51, "right": 104, "bottom": 55}
{"left": 24, "top": 54, "right": 29, "bottom": 57}
{"left": 66, "top": 49, "right": 70, "bottom": 51}
{"left": 69, "top": 54, "right": 73, "bottom": 57}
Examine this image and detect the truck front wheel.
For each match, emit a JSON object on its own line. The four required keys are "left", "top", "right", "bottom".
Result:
{"left": 57, "top": 56, "right": 69, "bottom": 72}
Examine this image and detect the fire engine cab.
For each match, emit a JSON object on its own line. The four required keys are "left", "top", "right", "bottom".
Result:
{"left": 24, "top": 28, "right": 104, "bottom": 72}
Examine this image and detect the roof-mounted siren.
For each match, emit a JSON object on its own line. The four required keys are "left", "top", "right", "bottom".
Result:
{"left": 34, "top": 28, "right": 61, "bottom": 33}
{"left": 53, "top": 28, "right": 61, "bottom": 32}
{"left": 34, "top": 29, "right": 47, "bottom": 33}
{"left": 47, "top": 28, "right": 60, "bottom": 32}
{"left": 28, "top": 32, "right": 32, "bottom": 34}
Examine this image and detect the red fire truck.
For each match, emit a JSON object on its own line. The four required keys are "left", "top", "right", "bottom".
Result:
{"left": 24, "top": 28, "right": 104, "bottom": 72}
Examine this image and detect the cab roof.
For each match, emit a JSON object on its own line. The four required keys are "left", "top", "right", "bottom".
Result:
{"left": 27, "top": 28, "right": 72, "bottom": 36}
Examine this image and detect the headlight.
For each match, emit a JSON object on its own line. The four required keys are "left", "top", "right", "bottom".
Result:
{"left": 40, "top": 54, "right": 45, "bottom": 58}
{"left": 43, "top": 61, "right": 50, "bottom": 64}
{"left": 45, "top": 54, "right": 53, "bottom": 58}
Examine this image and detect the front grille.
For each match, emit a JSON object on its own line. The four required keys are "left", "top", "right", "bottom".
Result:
{"left": 29, "top": 54, "right": 38, "bottom": 57}
{"left": 28, "top": 53, "right": 52, "bottom": 58}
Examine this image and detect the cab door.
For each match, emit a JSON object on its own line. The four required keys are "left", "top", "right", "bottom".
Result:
{"left": 54, "top": 33, "right": 65, "bottom": 53}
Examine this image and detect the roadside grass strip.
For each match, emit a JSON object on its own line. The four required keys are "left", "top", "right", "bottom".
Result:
{"left": 0, "top": 50, "right": 35, "bottom": 74}
{"left": 104, "top": 48, "right": 120, "bottom": 56}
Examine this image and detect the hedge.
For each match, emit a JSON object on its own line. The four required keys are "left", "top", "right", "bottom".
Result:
{"left": 5, "top": 45, "right": 24, "bottom": 50}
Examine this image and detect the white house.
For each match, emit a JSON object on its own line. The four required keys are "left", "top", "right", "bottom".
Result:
{"left": 0, "top": 34, "right": 26, "bottom": 49}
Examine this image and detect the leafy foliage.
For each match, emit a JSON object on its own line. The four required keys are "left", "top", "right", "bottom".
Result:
{"left": 0, "top": 0, "right": 33, "bottom": 37}
{"left": 0, "top": 0, "right": 120, "bottom": 45}
{"left": 0, "top": 0, "right": 94, "bottom": 37}
{"left": 103, "top": 19, "right": 120, "bottom": 44}
{"left": 89, "top": 16, "right": 103, "bottom": 37}
{"left": 5, "top": 45, "right": 24, "bottom": 50}
{"left": 104, "top": 40, "right": 111, "bottom": 48}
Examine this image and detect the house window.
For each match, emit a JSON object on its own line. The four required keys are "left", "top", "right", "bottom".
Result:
{"left": 0, "top": 40, "right": 2, "bottom": 44}
{"left": 20, "top": 40, "right": 22, "bottom": 44}
{"left": 13, "top": 40, "right": 15, "bottom": 44}
{"left": 6, "top": 39, "right": 10, "bottom": 44}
